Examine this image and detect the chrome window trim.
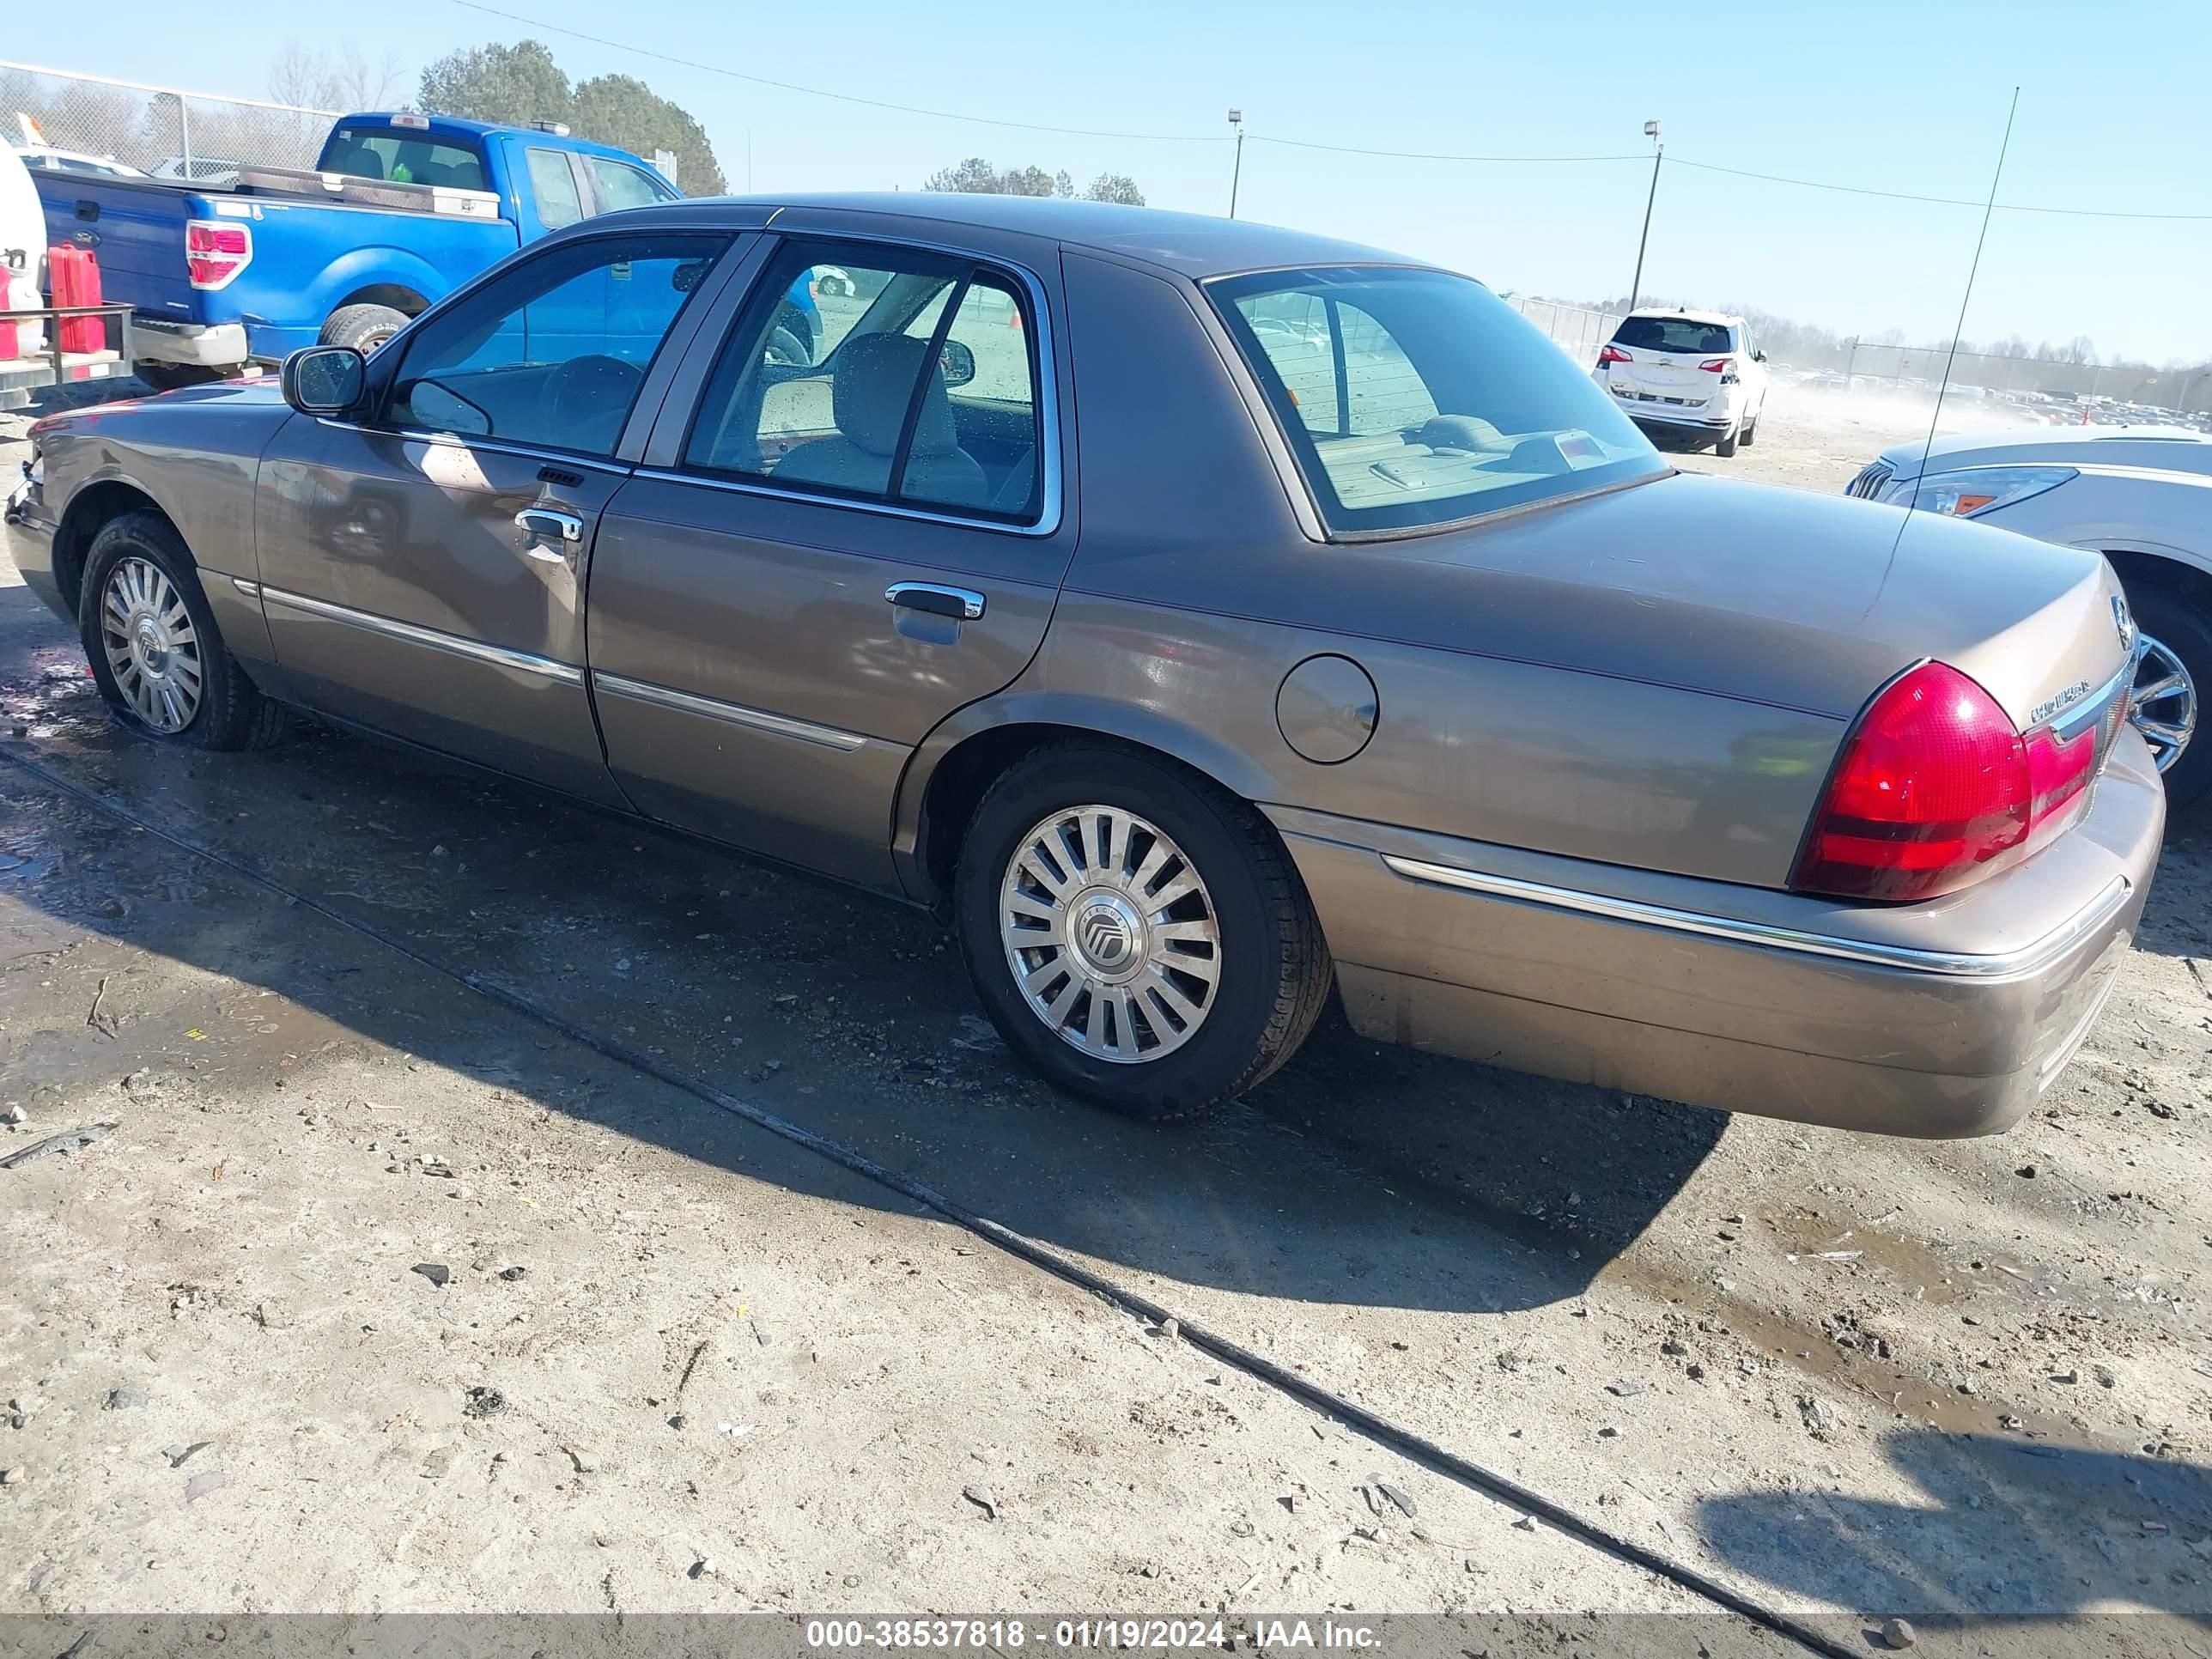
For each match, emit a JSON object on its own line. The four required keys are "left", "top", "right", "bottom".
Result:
{"left": 313, "top": 418, "right": 635, "bottom": 475}
{"left": 1379, "top": 854, "right": 2130, "bottom": 980}
{"left": 258, "top": 586, "right": 582, "bottom": 684}
{"left": 592, "top": 671, "right": 866, "bottom": 753}
{"left": 661, "top": 234, "right": 1064, "bottom": 538}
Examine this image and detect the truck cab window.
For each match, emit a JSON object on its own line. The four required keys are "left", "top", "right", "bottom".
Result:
{"left": 527, "top": 149, "right": 584, "bottom": 231}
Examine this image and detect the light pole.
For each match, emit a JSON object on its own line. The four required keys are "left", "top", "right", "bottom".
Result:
{"left": 1227, "top": 108, "right": 1244, "bottom": 219}
{"left": 1628, "top": 118, "right": 1662, "bottom": 313}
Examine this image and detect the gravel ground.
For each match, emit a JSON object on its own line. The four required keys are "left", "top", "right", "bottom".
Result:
{"left": 1, "top": 381, "right": 2207, "bottom": 1651}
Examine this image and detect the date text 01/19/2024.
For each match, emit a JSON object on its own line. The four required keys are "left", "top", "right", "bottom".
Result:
{"left": 799, "top": 1621, "right": 1380, "bottom": 1652}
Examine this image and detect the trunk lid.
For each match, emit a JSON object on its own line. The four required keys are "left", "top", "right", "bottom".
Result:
{"left": 1382, "top": 471, "right": 2133, "bottom": 735}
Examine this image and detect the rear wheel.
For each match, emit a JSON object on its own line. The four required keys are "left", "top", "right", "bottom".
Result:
{"left": 1715, "top": 425, "right": 1740, "bottom": 458}
{"left": 319, "top": 303, "right": 411, "bottom": 355}
{"left": 1739, "top": 411, "right": 1759, "bottom": 447}
{"left": 954, "top": 744, "right": 1332, "bottom": 1121}
{"left": 80, "top": 513, "right": 287, "bottom": 752}
{"left": 2126, "top": 586, "right": 2209, "bottom": 813}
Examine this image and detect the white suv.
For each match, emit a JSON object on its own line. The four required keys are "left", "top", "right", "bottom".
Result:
{"left": 1593, "top": 307, "right": 1769, "bottom": 457}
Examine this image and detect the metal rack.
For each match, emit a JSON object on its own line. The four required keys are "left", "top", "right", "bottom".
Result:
{"left": 0, "top": 302, "right": 141, "bottom": 410}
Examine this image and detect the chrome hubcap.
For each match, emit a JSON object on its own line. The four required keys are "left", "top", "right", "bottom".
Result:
{"left": 100, "top": 556, "right": 202, "bottom": 734}
{"left": 999, "top": 805, "right": 1221, "bottom": 1064}
{"left": 2130, "top": 635, "right": 2196, "bottom": 775}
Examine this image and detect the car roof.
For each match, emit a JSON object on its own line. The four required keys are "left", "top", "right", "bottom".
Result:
{"left": 618, "top": 191, "right": 1420, "bottom": 282}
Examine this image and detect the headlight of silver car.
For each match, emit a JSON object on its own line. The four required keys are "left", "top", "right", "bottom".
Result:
{"left": 1876, "top": 465, "right": 2076, "bottom": 518}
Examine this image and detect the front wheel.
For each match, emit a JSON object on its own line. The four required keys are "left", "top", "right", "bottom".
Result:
{"left": 954, "top": 745, "right": 1332, "bottom": 1121}
{"left": 80, "top": 513, "right": 288, "bottom": 751}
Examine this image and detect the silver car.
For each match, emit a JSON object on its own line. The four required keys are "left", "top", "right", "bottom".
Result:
{"left": 1848, "top": 426, "right": 2206, "bottom": 807}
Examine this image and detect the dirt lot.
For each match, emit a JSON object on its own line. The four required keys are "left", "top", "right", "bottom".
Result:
{"left": 2, "top": 380, "right": 2209, "bottom": 1655}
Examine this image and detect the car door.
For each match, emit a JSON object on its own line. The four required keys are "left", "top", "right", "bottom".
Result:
{"left": 586, "top": 231, "right": 1077, "bottom": 890}
{"left": 253, "top": 227, "right": 738, "bottom": 805}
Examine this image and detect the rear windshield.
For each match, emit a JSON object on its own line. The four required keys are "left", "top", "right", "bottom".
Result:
{"left": 1210, "top": 266, "right": 1662, "bottom": 535}
{"left": 319, "top": 129, "right": 488, "bottom": 192}
{"left": 1610, "top": 316, "right": 1736, "bottom": 356}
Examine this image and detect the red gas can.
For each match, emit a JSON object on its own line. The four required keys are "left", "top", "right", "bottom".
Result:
{"left": 48, "top": 246, "right": 106, "bottom": 354}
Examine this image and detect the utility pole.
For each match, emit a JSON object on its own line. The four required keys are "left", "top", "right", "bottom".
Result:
{"left": 1226, "top": 108, "right": 1244, "bottom": 219}
{"left": 1628, "top": 118, "right": 1662, "bottom": 312}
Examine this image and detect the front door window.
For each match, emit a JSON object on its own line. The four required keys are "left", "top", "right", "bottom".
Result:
{"left": 383, "top": 232, "right": 730, "bottom": 457}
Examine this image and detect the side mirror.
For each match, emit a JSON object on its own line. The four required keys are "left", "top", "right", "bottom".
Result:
{"left": 937, "top": 338, "right": 976, "bottom": 389}
{"left": 1752, "top": 349, "right": 1767, "bottom": 363}
{"left": 281, "top": 346, "right": 366, "bottom": 415}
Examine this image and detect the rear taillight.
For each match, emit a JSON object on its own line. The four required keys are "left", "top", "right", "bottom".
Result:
{"left": 1597, "top": 344, "right": 1632, "bottom": 366}
{"left": 185, "top": 219, "right": 252, "bottom": 290}
{"left": 1793, "top": 661, "right": 2097, "bottom": 902}
{"left": 1698, "top": 357, "right": 1731, "bottom": 373}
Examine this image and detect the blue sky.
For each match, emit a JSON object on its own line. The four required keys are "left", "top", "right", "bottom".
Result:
{"left": 17, "top": 0, "right": 2212, "bottom": 362}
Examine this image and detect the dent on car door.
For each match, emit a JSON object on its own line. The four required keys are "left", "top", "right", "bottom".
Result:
{"left": 588, "top": 234, "right": 1076, "bottom": 890}
{"left": 253, "top": 229, "right": 735, "bottom": 804}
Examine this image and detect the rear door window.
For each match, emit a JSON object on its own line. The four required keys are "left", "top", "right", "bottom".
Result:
{"left": 585, "top": 158, "right": 677, "bottom": 213}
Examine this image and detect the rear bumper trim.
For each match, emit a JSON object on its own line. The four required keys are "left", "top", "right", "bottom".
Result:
{"left": 1380, "top": 854, "right": 2130, "bottom": 980}
{"left": 129, "top": 319, "right": 249, "bottom": 368}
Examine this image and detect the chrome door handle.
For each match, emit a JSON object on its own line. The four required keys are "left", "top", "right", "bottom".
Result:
{"left": 515, "top": 506, "right": 584, "bottom": 562}
{"left": 885, "top": 581, "right": 985, "bottom": 621}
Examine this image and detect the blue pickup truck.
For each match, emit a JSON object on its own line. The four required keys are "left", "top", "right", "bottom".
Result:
{"left": 30, "top": 112, "right": 809, "bottom": 391}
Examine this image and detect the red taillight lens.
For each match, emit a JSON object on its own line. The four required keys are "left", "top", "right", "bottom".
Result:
{"left": 1794, "top": 662, "right": 2031, "bottom": 902}
{"left": 1597, "top": 344, "right": 1632, "bottom": 366}
{"left": 1698, "top": 356, "right": 1731, "bottom": 373}
{"left": 185, "top": 219, "right": 252, "bottom": 290}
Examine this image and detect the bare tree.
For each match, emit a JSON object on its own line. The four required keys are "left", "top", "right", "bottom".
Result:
{"left": 269, "top": 41, "right": 407, "bottom": 112}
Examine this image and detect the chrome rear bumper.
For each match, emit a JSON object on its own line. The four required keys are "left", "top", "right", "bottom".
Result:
{"left": 1269, "top": 732, "right": 2164, "bottom": 1139}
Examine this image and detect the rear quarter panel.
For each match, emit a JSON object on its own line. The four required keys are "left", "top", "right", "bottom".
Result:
{"left": 215, "top": 201, "right": 518, "bottom": 357}
{"left": 1015, "top": 251, "right": 1841, "bottom": 889}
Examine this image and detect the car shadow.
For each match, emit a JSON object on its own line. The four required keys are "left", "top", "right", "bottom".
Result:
{"left": 0, "top": 583, "right": 1726, "bottom": 1317}
{"left": 1694, "top": 1427, "right": 2212, "bottom": 1622}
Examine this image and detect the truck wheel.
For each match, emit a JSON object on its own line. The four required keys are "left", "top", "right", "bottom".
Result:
{"left": 953, "top": 744, "right": 1333, "bottom": 1121}
{"left": 80, "top": 513, "right": 288, "bottom": 752}
{"left": 135, "top": 363, "right": 230, "bottom": 393}
{"left": 320, "top": 304, "right": 411, "bottom": 355}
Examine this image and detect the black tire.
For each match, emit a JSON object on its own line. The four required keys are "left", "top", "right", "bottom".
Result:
{"left": 953, "top": 744, "right": 1333, "bottom": 1121}
{"left": 1739, "top": 412, "right": 1759, "bottom": 447}
{"left": 765, "top": 325, "right": 811, "bottom": 368}
{"left": 135, "top": 362, "right": 232, "bottom": 393}
{"left": 79, "top": 513, "right": 288, "bottom": 752}
{"left": 319, "top": 303, "right": 411, "bottom": 355}
{"left": 1715, "top": 425, "right": 1740, "bottom": 458}
{"left": 2126, "top": 585, "right": 2211, "bottom": 815}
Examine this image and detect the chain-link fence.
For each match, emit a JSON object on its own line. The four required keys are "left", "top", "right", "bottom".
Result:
{"left": 1506, "top": 296, "right": 1624, "bottom": 365}
{"left": 0, "top": 61, "right": 337, "bottom": 184}
{"left": 1834, "top": 340, "right": 2209, "bottom": 416}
